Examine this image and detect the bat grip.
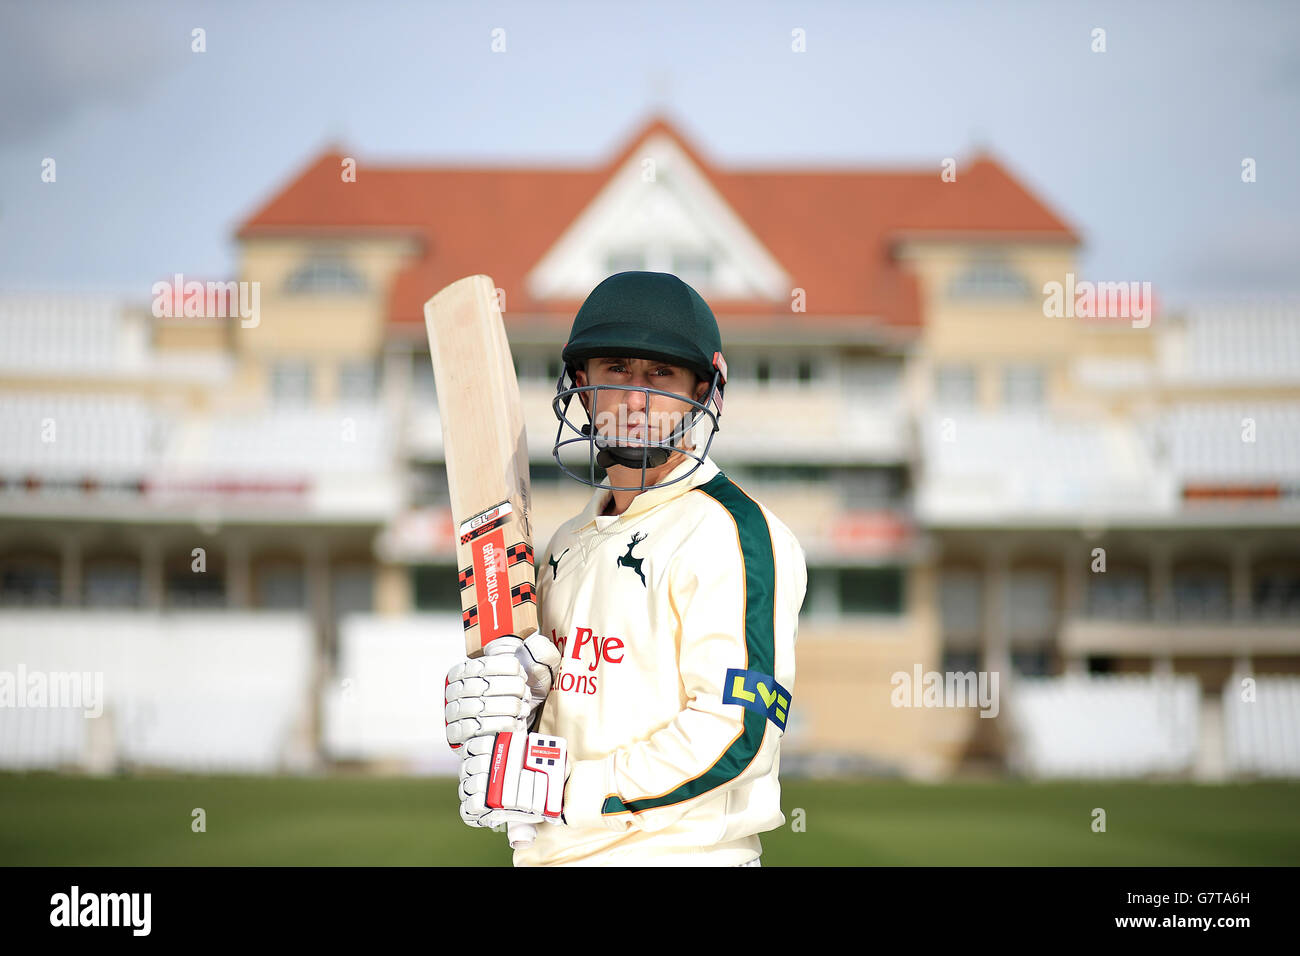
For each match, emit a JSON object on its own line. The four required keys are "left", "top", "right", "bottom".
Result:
{"left": 507, "top": 822, "right": 536, "bottom": 849}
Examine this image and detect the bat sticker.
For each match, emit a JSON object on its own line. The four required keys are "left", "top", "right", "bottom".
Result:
{"left": 459, "top": 501, "right": 514, "bottom": 544}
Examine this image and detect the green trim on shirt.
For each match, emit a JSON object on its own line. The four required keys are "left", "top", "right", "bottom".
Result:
{"left": 601, "top": 472, "right": 775, "bottom": 815}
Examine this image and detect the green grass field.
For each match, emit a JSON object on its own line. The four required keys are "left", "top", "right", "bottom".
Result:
{"left": 2, "top": 773, "right": 1297, "bottom": 865}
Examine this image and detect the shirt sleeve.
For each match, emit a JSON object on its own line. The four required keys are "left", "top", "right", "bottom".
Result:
{"left": 562, "top": 498, "right": 803, "bottom": 832}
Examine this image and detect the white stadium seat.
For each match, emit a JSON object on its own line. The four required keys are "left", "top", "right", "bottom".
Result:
{"left": 1007, "top": 674, "right": 1200, "bottom": 778}
{"left": 1223, "top": 676, "right": 1300, "bottom": 777}
{"left": 0, "top": 611, "right": 314, "bottom": 773}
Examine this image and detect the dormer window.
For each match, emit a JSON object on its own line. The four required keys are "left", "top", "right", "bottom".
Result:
{"left": 671, "top": 250, "right": 713, "bottom": 286}
{"left": 605, "top": 250, "right": 647, "bottom": 274}
{"left": 284, "top": 255, "right": 368, "bottom": 295}
{"left": 947, "top": 259, "right": 1032, "bottom": 300}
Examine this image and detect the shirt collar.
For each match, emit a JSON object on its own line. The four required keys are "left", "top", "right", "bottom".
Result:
{"left": 573, "top": 454, "right": 720, "bottom": 531}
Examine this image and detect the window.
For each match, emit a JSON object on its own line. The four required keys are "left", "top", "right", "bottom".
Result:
{"left": 764, "top": 357, "right": 809, "bottom": 386}
{"left": 528, "top": 462, "right": 565, "bottom": 486}
{"left": 671, "top": 251, "right": 713, "bottom": 286}
{"left": 934, "top": 364, "right": 977, "bottom": 406}
{"left": 1002, "top": 364, "right": 1045, "bottom": 408}
{"left": 839, "top": 467, "right": 903, "bottom": 508}
{"left": 412, "top": 352, "right": 436, "bottom": 399}
{"left": 605, "top": 251, "right": 646, "bottom": 274}
{"left": 338, "top": 359, "right": 378, "bottom": 402}
{"left": 947, "top": 260, "right": 1032, "bottom": 300}
{"left": 1012, "top": 649, "right": 1052, "bottom": 676}
{"left": 413, "top": 564, "right": 462, "bottom": 611}
{"left": 842, "top": 356, "right": 901, "bottom": 398}
{"left": 84, "top": 557, "right": 141, "bottom": 608}
{"left": 515, "top": 353, "right": 541, "bottom": 382}
{"left": 410, "top": 466, "right": 448, "bottom": 507}
{"left": 0, "top": 555, "right": 59, "bottom": 607}
{"left": 941, "top": 650, "right": 980, "bottom": 674}
{"left": 165, "top": 567, "right": 226, "bottom": 609}
{"left": 1086, "top": 656, "right": 1116, "bottom": 674}
{"left": 804, "top": 567, "right": 839, "bottom": 617}
{"left": 255, "top": 562, "right": 305, "bottom": 610}
{"left": 284, "top": 256, "right": 368, "bottom": 295}
{"left": 1086, "top": 567, "right": 1148, "bottom": 619}
{"left": 514, "top": 353, "right": 565, "bottom": 385}
{"left": 1172, "top": 566, "right": 1230, "bottom": 621}
{"left": 1253, "top": 566, "right": 1300, "bottom": 619}
{"left": 271, "top": 360, "right": 313, "bottom": 405}
{"left": 1007, "top": 568, "right": 1056, "bottom": 638}
{"left": 331, "top": 564, "right": 373, "bottom": 619}
{"left": 839, "top": 567, "right": 904, "bottom": 614}
{"left": 939, "top": 568, "right": 982, "bottom": 641}
{"left": 724, "top": 353, "right": 755, "bottom": 383}
{"left": 743, "top": 464, "right": 824, "bottom": 485}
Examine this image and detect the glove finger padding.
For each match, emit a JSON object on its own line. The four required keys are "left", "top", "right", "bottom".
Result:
{"left": 445, "top": 642, "right": 532, "bottom": 749}
{"left": 446, "top": 692, "right": 530, "bottom": 745}
{"left": 445, "top": 694, "right": 530, "bottom": 721}
{"left": 446, "top": 655, "right": 527, "bottom": 688}
{"left": 448, "top": 715, "right": 528, "bottom": 746}
{"left": 446, "top": 675, "right": 528, "bottom": 702}
{"left": 460, "top": 735, "right": 500, "bottom": 759}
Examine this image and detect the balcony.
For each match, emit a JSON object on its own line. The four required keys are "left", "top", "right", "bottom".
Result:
{"left": 406, "top": 381, "right": 910, "bottom": 464}
{"left": 1062, "top": 617, "right": 1300, "bottom": 657}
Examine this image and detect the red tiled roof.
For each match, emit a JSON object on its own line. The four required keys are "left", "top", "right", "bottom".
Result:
{"left": 237, "top": 114, "right": 1078, "bottom": 329}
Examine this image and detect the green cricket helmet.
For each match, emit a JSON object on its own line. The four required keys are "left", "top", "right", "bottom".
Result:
{"left": 552, "top": 271, "right": 728, "bottom": 491}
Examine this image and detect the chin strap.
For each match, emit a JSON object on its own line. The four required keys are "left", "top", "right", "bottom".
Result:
{"left": 596, "top": 445, "right": 672, "bottom": 469}
{"left": 579, "top": 423, "right": 674, "bottom": 469}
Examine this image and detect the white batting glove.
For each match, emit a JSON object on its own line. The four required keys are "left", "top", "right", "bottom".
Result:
{"left": 444, "top": 633, "right": 561, "bottom": 748}
{"left": 458, "top": 730, "right": 569, "bottom": 829}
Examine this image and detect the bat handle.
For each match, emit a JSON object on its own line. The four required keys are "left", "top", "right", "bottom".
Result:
{"left": 507, "top": 822, "right": 536, "bottom": 849}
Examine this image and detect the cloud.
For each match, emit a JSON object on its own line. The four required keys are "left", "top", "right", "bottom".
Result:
{"left": 0, "top": 0, "right": 189, "bottom": 144}
{"left": 1177, "top": 215, "right": 1300, "bottom": 295}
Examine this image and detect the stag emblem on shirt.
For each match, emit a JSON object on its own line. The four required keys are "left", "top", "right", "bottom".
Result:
{"left": 616, "top": 532, "right": 647, "bottom": 587}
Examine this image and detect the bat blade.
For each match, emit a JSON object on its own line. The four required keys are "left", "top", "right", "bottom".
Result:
{"left": 424, "top": 274, "right": 539, "bottom": 849}
{"left": 424, "top": 274, "right": 538, "bottom": 657}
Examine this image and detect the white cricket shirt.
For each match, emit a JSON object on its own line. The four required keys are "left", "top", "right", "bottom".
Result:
{"left": 513, "top": 453, "right": 807, "bottom": 866}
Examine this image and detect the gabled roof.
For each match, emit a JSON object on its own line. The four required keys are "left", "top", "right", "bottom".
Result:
{"left": 237, "top": 114, "right": 1079, "bottom": 329}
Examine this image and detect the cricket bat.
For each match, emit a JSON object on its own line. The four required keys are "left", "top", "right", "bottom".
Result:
{"left": 424, "top": 274, "right": 540, "bottom": 849}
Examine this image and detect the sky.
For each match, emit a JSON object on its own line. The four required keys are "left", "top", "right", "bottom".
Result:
{"left": 1, "top": 0, "right": 1297, "bottom": 310}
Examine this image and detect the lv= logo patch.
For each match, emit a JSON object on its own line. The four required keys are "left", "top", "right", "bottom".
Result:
{"left": 722, "top": 668, "right": 791, "bottom": 731}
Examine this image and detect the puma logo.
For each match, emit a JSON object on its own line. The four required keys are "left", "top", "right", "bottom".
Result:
{"left": 548, "top": 548, "right": 570, "bottom": 580}
{"left": 616, "top": 532, "right": 647, "bottom": 587}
